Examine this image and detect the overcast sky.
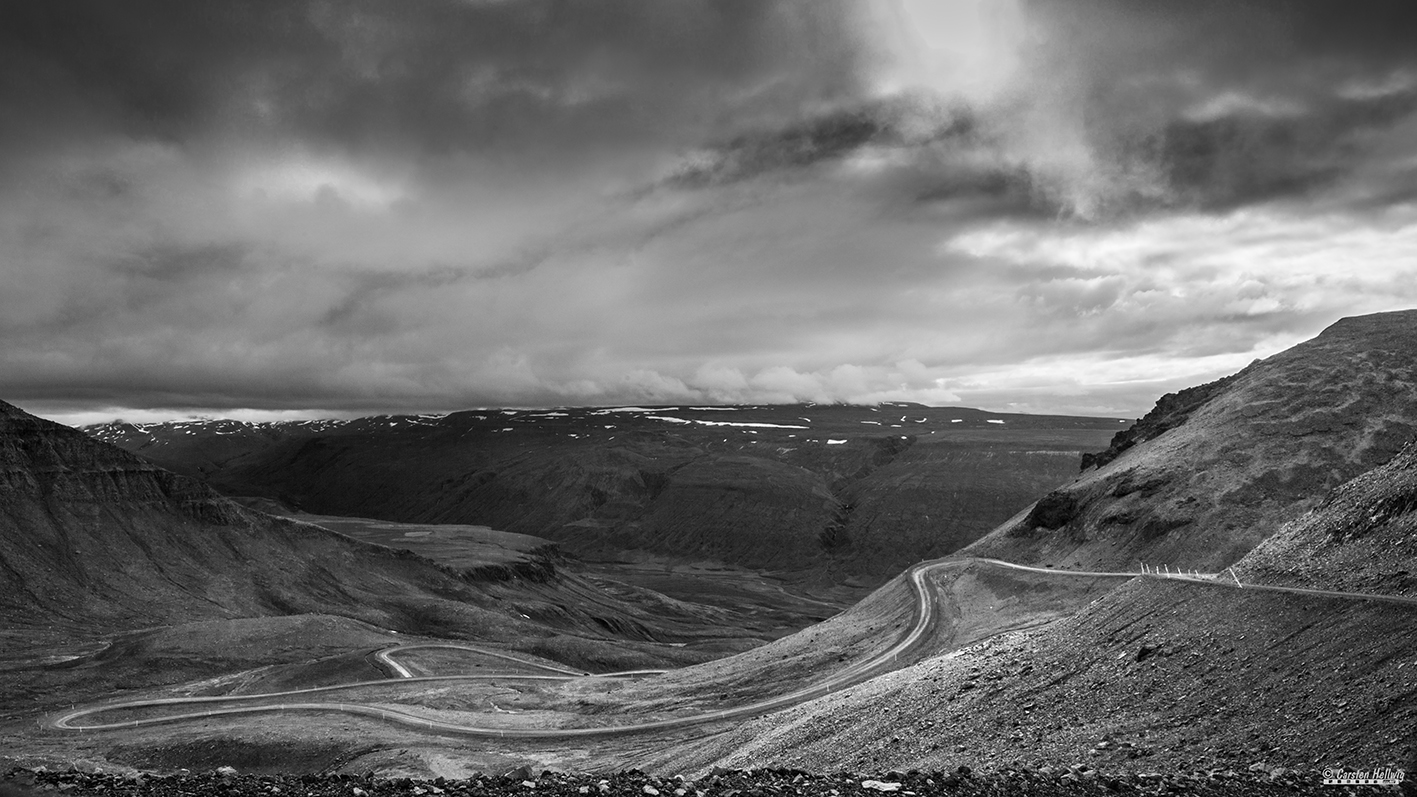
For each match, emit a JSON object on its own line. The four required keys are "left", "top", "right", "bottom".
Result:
{"left": 6, "top": 0, "right": 1417, "bottom": 425}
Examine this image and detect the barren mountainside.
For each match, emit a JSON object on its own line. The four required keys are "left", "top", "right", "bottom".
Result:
{"left": 965, "top": 310, "right": 1417, "bottom": 572}
{"left": 0, "top": 400, "right": 450, "bottom": 631}
{"left": 0, "top": 400, "right": 753, "bottom": 669}
{"left": 651, "top": 577, "right": 1417, "bottom": 776}
{"left": 88, "top": 405, "right": 1122, "bottom": 583}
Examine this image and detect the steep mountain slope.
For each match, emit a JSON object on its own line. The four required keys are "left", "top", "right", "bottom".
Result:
{"left": 1234, "top": 440, "right": 1417, "bottom": 597}
{"left": 0, "top": 400, "right": 459, "bottom": 632}
{"left": 87, "top": 405, "right": 1123, "bottom": 583}
{"left": 641, "top": 310, "right": 1417, "bottom": 778}
{"left": 965, "top": 310, "right": 1417, "bottom": 571}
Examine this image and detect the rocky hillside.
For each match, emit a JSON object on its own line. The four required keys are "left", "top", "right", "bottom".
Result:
{"left": 636, "top": 312, "right": 1417, "bottom": 781}
{"left": 649, "top": 576, "right": 1417, "bottom": 779}
{"left": 87, "top": 405, "right": 1122, "bottom": 582}
{"left": 0, "top": 400, "right": 449, "bottom": 631}
{"left": 5, "top": 766, "right": 1366, "bottom": 796}
{"left": 1233, "top": 440, "right": 1417, "bottom": 597}
{"left": 965, "top": 310, "right": 1417, "bottom": 572}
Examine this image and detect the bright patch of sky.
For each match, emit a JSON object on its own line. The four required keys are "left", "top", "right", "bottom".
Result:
{"left": 237, "top": 155, "right": 407, "bottom": 209}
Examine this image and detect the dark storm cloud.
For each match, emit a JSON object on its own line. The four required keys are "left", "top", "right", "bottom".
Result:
{"left": 665, "top": 106, "right": 888, "bottom": 187}
{"left": 1129, "top": 69, "right": 1417, "bottom": 212}
{"left": 0, "top": 0, "right": 892, "bottom": 415}
{"left": 1011, "top": 0, "right": 1417, "bottom": 214}
{"left": 657, "top": 96, "right": 1062, "bottom": 224}
{"left": 656, "top": 0, "right": 1417, "bottom": 218}
{"left": 0, "top": 0, "right": 868, "bottom": 161}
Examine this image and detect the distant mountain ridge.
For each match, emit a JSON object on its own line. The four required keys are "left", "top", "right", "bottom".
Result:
{"left": 84, "top": 403, "right": 1124, "bottom": 583}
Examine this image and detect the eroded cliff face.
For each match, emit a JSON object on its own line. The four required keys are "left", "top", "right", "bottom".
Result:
{"left": 966, "top": 310, "right": 1417, "bottom": 571}
{"left": 0, "top": 403, "right": 240, "bottom": 524}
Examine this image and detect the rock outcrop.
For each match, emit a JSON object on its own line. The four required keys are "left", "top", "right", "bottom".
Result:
{"left": 1078, "top": 374, "right": 1237, "bottom": 472}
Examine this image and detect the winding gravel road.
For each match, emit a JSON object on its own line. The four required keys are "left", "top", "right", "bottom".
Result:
{"left": 49, "top": 557, "right": 1412, "bottom": 738}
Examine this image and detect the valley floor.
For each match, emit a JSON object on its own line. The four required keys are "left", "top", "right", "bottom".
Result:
{"left": 6, "top": 551, "right": 1411, "bottom": 783}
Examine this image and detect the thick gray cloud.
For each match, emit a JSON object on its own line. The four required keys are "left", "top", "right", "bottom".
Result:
{"left": 5, "top": 0, "right": 1417, "bottom": 424}
{"left": 1007, "top": 0, "right": 1417, "bottom": 213}
{"left": 0, "top": 0, "right": 867, "bottom": 151}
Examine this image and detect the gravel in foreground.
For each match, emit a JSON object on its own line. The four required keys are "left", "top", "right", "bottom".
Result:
{"left": 4, "top": 766, "right": 1409, "bottom": 797}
